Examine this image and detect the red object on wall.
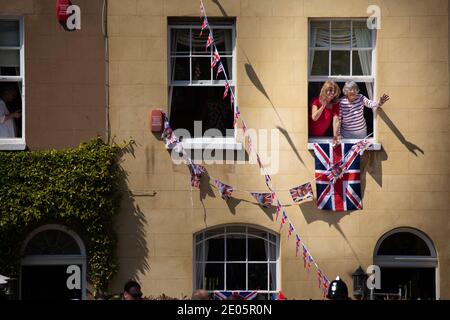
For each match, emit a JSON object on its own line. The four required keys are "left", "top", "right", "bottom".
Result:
{"left": 151, "top": 109, "right": 164, "bottom": 132}
{"left": 56, "top": 0, "right": 72, "bottom": 25}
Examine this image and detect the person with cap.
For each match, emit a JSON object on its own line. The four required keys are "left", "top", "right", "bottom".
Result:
{"left": 326, "top": 276, "right": 351, "bottom": 300}
{"left": 123, "top": 280, "right": 143, "bottom": 300}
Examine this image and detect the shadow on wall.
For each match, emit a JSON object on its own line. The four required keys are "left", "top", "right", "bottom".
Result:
{"left": 109, "top": 141, "right": 151, "bottom": 293}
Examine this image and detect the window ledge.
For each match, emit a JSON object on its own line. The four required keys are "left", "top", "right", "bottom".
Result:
{"left": 0, "top": 140, "right": 26, "bottom": 151}
{"left": 180, "top": 138, "right": 243, "bottom": 150}
{"left": 307, "top": 138, "right": 381, "bottom": 151}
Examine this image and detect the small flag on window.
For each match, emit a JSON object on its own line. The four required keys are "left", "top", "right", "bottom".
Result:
{"left": 223, "top": 82, "right": 229, "bottom": 99}
{"left": 211, "top": 49, "right": 220, "bottom": 69}
{"left": 206, "top": 34, "right": 213, "bottom": 51}
{"left": 216, "top": 63, "right": 224, "bottom": 78}
{"left": 200, "top": 18, "right": 208, "bottom": 36}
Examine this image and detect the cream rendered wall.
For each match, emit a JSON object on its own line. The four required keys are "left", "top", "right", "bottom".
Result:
{"left": 108, "top": 0, "right": 449, "bottom": 299}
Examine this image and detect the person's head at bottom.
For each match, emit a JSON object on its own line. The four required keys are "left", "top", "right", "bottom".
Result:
{"left": 227, "top": 293, "right": 244, "bottom": 300}
{"left": 326, "top": 276, "right": 350, "bottom": 300}
{"left": 123, "top": 280, "right": 143, "bottom": 300}
{"left": 191, "top": 289, "right": 210, "bottom": 300}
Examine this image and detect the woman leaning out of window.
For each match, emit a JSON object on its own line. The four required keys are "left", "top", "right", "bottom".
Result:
{"left": 309, "top": 81, "right": 341, "bottom": 143}
{"left": 339, "top": 81, "right": 390, "bottom": 139}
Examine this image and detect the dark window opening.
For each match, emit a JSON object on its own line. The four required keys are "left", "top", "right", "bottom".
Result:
{"left": 377, "top": 232, "right": 431, "bottom": 256}
{"left": 0, "top": 81, "right": 23, "bottom": 139}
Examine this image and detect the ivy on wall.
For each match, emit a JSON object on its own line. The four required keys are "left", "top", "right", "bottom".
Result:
{"left": 0, "top": 138, "right": 122, "bottom": 291}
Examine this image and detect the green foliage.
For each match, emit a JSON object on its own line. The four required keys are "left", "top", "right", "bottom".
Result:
{"left": 0, "top": 138, "right": 122, "bottom": 291}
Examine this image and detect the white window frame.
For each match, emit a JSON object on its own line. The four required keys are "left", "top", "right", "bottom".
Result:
{"left": 168, "top": 23, "right": 241, "bottom": 150}
{"left": 193, "top": 225, "right": 280, "bottom": 297}
{"left": 307, "top": 18, "right": 380, "bottom": 150}
{"left": 0, "top": 16, "right": 26, "bottom": 150}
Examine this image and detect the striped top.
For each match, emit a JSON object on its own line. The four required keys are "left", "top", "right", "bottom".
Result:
{"left": 339, "top": 94, "right": 378, "bottom": 137}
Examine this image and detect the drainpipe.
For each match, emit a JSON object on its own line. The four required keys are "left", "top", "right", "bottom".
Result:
{"left": 102, "top": 0, "right": 110, "bottom": 143}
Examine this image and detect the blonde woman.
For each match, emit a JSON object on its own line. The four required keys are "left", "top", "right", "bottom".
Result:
{"left": 339, "top": 81, "right": 389, "bottom": 139}
{"left": 309, "top": 81, "right": 341, "bottom": 140}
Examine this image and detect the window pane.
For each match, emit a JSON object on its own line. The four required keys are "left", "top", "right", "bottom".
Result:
{"left": 192, "top": 57, "right": 212, "bottom": 81}
{"left": 192, "top": 28, "right": 210, "bottom": 56}
{"left": 269, "top": 242, "right": 277, "bottom": 261}
{"left": 248, "top": 227, "right": 266, "bottom": 238}
{"left": 331, "top": 50, "right": 350, "bottom": 75}
{"left": 0, "top": 20, "right": 20, "bottom": 47}
{"left": 352, "top": 50, "right": 372, "bottom": 76}
{"left": 331, "top": 20, "right": 351, "bottom": 48}
{"left": 248, "top": 264, "right": 268, "bottom": 291}
{"left": 171, "top": 57, "right": 189, "bottom": 81}
{"left": 226, "top": 234, "right": 246, "bottom": 261}
{"left": 352, "top": 21, "right": 372, "bottom": 48}
{"left": 269, "top": 263, "right": 277, "bottom": 290}
{"left": 226, "top": 263, "right": 246, "bottom": 290}
{"left": 206, "top": 237, "right": 224, "bottom": 261}
{"left": 170, "top": 87, "right": 234, "bottom": 137}
{"left": 212, "top": 29, "right": 233, "bottom": 55}
{"left": 310, "top": 50, "right": 329, "bottom": 75}
{"left": 248, "top": 237, "right": 267, "bottom": 261}
{"left": 0, "top": 81, "right": 22, "bottom": 139}
{"left": 309, "top": 20, "right": 329, "bottom": 48}
{"left": 170, "top": 29, "right": 190, "bottom": 55}
{"left": 0, "top": 50, "right": 20, "bottom": 76}
{"left": 204, "top": 263, "right": 224, "bottom": 290}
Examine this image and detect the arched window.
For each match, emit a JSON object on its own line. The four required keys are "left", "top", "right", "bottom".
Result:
{"left": 194, "top": 225, "right": 279, "bottom": 299}
{"left": 373, "top": 228, "right": 438, "bottom": 300}
{"left": 21, "top": 225, "right": 86, "bottom": 300}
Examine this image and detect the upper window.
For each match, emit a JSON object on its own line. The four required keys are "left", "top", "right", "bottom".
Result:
{"left": 308, "top": 19, "right": 376, "bottom": 143}
{"left": 0, "top": 17, "right": 24, "bottom": 149}
{"left": 194, "top": 225, "right": 279, "bottom": 300}
{"left": 168, "top": 19, "right": 236, "bottom": 143}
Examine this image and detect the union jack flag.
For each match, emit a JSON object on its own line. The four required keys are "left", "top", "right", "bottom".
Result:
{"left": 275, "top": 201, "right": 282, "bottom": 221}
{"left": 233, "top": 107, "right": 240, "bottom": 128}
{"left": 313, "top": 143, "right": 363, "bottom": 211}
{"left": 289, "top": 182, "right": 313, "bottom": 203}
{"left": 302, "top": 245, "right": 308, "bottom": 268}
{"left": 230, "top": 91, "right": 234, "bottom": 107}
{"left": 295, "top": 234, "right": 301, "bottom": 256}
{"left": 322, "top": 276, "right": 330, "bottom": 300}
{"left": 214, "top": 180, "right": 234, "bottom": 201}
{"left": 188, "top": 163, "right": 205, "bottom": 188}
{"left": 213, "top": 291, "right": 258, "bottom": 300}
{"left": 223, "top": 82, "right": 229, "bottom": 99}
{"left": 211, "top": 49, "right": 220, "bottom": 69}
{"left": 251, "top": 192, "right": 273, "bottom": 208}
{"left": 206, "top": 34, "right": 213, "bottom": 51}
{"left": 287, "top": 223, "right": 294, "bottom": 239}
{"left": 216, "top": 63, "right": 224, "bottom": 78}
{"left": 200, "top": 18, "right": 208, "bottom": 36}
{"left": 280, "top": 210, "right": 287, "bottom": 230}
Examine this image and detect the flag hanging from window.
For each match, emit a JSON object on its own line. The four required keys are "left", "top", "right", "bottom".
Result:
{"left": 289, "top": 182, "right": 314, "bottom": 203}
{"left": 313, "top": 143, "right": 363, "bottom": 211}
{"left": 205, "top": 34, "right": 213, "bottom": 51}
{"left": 251, "top": 192, "right": 273, "bottom": 208}
{"left": 214, "top": 180, "right": 234, "bottom": 201}
{"left": 223, "top": 82, "right": 229, "bottom": 99}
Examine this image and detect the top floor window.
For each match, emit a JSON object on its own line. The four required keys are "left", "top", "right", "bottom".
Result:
{"left": 168, "top": 19, "right": 237, "bottom": 149}
{"left": 308, "top": 19, "right": 377, "bottom": 145}
{"left": 0, "top": 17, "right": 25, "bottom": 150}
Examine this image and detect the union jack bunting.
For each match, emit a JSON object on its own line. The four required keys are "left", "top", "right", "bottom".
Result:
{"left": 223, "top": 82, "right": 229, "bottom": 99}
{"left": 295, "top": 234, "right": 301, "bottom": 256}
{"left": 289, "top": 182, "right": 314, "bottom": 203}
{"left": 213, "top": 291, "right": 258, "bottom": 300}
{"left": 200, "top": 18, "right": 208, "bottom": 36}
{"left": 307, "top": 254, "right": 313, "bottom": 272}
{"left": 313, "top": 143, "right": 363, "bottom": 211}
{"left": 251, "top": 192, "right": 273, "bottom": 208}
{"left": 206, "top": 34, "right": 213, "bottom": 51}
{"left": 162, "top": 121, "right": 178, "bottom": 149}
{"left": 288, "top": 223, "right": 294, "bottom": 239}
{"left": 216, "top": 63, "right": 224, "bottom": 78}
{"left": 233, "top": 107, "right": 240, "bottom": 128}
{"left": 280, "top": 210, "right": 287, "bottom": 230}
{"left": 211, "top": 49, "right": 220, "bottom": 69}
{"left": 245, "top": 134, "right": 253, "bottom": 154}
{"left": 188, "top": 163, "right": 205, "bottom": 188}
{"left": 242, "top": 120, "right": 248, "bottom": 133}
{"left": 199, "top": 0, "right": 205, "bottom": 18}
{"left": 214, "top": 180, "right": 234, "bottom": 201}
{"left": 275, "top": 201, "right": 282, "bottom": 221}
{"left": 302, "top": 245, "right": 308, "bottom": 268}
{"left": 322, "top": 276, "right": 330, "bottom": 300}
{"left": 230, "top": 91, "right": 235, "bottom": 107}
{"left": 317, "top": 269, "right": 323, "bottom": 288}
{"left": 352, "top": 138, "right": 372, "bottom": 156}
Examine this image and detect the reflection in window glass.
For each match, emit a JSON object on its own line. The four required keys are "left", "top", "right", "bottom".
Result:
{"left": 226, "top": 263, "right": 246, "bottom": 290}
{"left": 331, "top": 50, "right": 350, "bottom": 75}
{"left": 248, "top": 264, "right": 268, "bottom": 291}
{"left": 0, "top": 20, "right": 20, "bottom": 47}
{"left": 310, "top": 50, "right": 329, "bottom": 76}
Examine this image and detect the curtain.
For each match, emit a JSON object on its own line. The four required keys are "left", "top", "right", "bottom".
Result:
{"left": 309, "top": 23, "right": 329, "bottom": 74}
{"left": 354, "top": 26, "right": 373, "bottom": 99}
{"left": 264, "top": 240, "right": 277, "bottom": 291}
{"left": 195, "top": 240, "right": 209, "bottom": 289}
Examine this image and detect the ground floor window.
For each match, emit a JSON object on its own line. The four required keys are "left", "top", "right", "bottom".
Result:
{"left": 194, "top": 225, "right": 279, "bottom": 300}
{"left": 373, "top": 228, "right": 438, "bottom": 300}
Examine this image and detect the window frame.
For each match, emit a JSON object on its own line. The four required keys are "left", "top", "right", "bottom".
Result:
{"left": 167, "top": 23, "right": 242, "bottom": 150}
{"left": 0, "top": 16, "right": 25, "bottom": 150}
{"left": 307, "top": 18, "right": 380, "bottom": 150}
{"left": 193, "top": 225, "right": 280, "bottom": 297}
